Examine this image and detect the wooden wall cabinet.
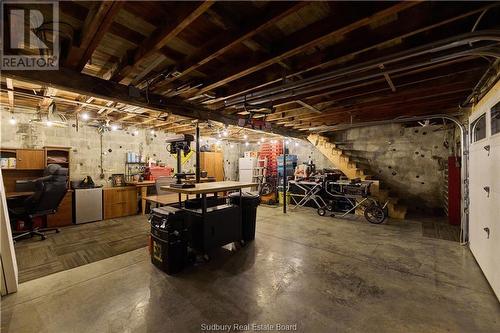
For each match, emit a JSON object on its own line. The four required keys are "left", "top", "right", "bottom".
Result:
{"left": 103, "top": 187, "right": 138, "bottom": 219}
{"left": 14, "top": 149, "right": 45, "bottom": 170}
{"left": 47, "top": 191, "right": 73, "bottom": 227}
{"left": 200, "top": 152, "right": 224, "bottom": 181}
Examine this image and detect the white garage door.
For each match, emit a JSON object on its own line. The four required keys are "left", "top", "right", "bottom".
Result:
{"left": 469, "top": 100, "right": 500, "bottom": 300}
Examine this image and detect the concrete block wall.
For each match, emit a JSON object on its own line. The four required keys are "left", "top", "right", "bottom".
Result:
{"left": 0, "top": 112, "right": 242, "bottom": 186}
{"left": 328, "top": 123, "right": 454, "bottom": 213}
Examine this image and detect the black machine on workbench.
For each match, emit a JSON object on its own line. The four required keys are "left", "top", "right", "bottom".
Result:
{"left": 166, "top": 134, "right": 195, "bottom": 189}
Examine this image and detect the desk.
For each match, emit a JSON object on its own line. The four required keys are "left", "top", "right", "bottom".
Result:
{"left": 162, "top": 181, "right": 256, "bottom": 254}
{"left": 6, "top": 191, "right": 34, "bottom": 199}
{"left": 6, "top": 190, "right": 73, "bottom": 227}
{"left": 126, "top": 180, "right": 155, "bottom": 215}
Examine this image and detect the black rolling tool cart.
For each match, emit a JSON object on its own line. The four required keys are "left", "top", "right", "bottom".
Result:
{"left": 149, "top": 206, "right": 188, "bottom": 274}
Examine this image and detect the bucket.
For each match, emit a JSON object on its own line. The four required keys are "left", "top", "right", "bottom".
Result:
{"left": 278, "top": 191, "right": 291, "bottom": 205}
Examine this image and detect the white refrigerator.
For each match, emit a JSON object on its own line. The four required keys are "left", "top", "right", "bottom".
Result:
{"left": 239, "top": 157, "right": 257, "bottom": 190}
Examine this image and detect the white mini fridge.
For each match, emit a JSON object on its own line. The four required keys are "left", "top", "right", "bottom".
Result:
{"left": 74, "top": 188, "right": 103, "bottom": 224}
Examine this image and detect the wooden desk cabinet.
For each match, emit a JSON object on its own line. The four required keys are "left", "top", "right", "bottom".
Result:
{"left": 47, "top": 191, "right": 73, "bottom": 227}
{"left": 103, "top": 187, "right": 138, "bottom": 219}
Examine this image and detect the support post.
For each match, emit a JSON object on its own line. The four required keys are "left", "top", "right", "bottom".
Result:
{"left": 195, "top": 122, "right": 200, "bottom": 183}
{"left": 283, "top": 139, "right": 287, "bottom": 214}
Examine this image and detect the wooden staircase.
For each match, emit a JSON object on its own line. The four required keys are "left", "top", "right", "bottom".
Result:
{"left": 308, "top": 134, "right": 407, "bottom": 219}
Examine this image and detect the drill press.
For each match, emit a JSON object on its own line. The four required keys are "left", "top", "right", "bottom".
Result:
{"left": 165, "top": 134, "right": 196, "bottom": 189}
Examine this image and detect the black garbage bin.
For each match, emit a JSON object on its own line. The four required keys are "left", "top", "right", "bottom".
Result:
{"left": 229, "top": 192, "right": 261, "bottom": 241}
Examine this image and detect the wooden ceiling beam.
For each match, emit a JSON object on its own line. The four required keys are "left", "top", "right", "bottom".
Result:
{"left": 290, "top": 95, "right": 467, "bottom": 130}
{"left": 39, "top": 87, "right": 58, "bottom": 109}
{"left": 192, "top": 2, "right": 419, "bottom": 96}
{"left": 6, "top": 78, "right": 14, "bottom": 108}
{"left": 282, "top": 81, "right": 476, "bottom": 126}
{"left": 246, "top": 56, "right": 483, "bottom": 115}
{"left": 152, "top": 1, "right": 308, "bottom": 90}
{"left": 216, "top": 3, "right": 492, "bottom": 101}
{"left": 2, "top": 68, "right": 303, "bottom": 138}
{"left": 64, "top": 1, "right": 124, "bottom": 71}
{"left": 111, "top": 1, "right": 214, "bottom": 83}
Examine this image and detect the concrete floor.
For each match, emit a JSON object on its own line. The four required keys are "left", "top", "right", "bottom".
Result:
{"left": 1, "top": 206, "right": 499, "bottom": 332}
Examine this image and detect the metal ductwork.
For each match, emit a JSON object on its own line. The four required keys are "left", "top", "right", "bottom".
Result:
{"left": 224, "top": 30, "right": 500, "bottom": 108}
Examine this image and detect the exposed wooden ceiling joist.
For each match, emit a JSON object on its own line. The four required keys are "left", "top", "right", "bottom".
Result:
{"left": 110, "top": 1, "right": 215, "bottom": 83}
{"left": 151, "top": 1, "right": 308, "bottom": 90}
{"left": 6, "top": 79, "right": 14, "bottom": 108}
{"left": 2, "top": 68, "right": 302, "bottom": 138}
{"left": 64, "top": 1, "right": 124, "bottom": 71}
{"left": 193, "top": 2, "right": 418, "bottom": 96}
{"left": 216, "top": 3, "right": 494, "bottom": 102}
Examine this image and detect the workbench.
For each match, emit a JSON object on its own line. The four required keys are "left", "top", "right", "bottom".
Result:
{"left": 162, "top": 181, "right": 256, "bottom": 254}
{"left": 128, "top": 177, "right": 216, "bottom": 215}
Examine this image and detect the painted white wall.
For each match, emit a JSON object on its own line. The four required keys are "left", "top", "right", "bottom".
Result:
{"left": 468, "top": 80, "right": 500, "bottom": 301}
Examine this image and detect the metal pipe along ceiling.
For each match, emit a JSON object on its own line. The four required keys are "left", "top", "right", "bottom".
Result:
{"left": 223, "top": 30, "right": 500, "bottom": 108}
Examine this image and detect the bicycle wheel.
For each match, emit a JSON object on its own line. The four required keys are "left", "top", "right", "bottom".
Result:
{"left": 260, "top": 183, "right": 272, "bottom": 196}
{"left": 364, "top": 203, "right": 386, "bottom": 224}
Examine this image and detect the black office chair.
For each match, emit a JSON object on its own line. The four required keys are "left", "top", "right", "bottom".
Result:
{"left": 9, "top": 164, "right": 69, "bottom": 241}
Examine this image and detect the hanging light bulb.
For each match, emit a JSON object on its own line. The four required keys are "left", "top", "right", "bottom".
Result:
{"left": 9, "top": 116, "right": 17, "bottom": 125}
{"left": 230, "top": 143, "right": 234, "bottom": 148}
{"left": 46, "top": 120, "right": 53, "bottom": 127}
{"left": 245, "top": 142, "right": 249, "bottom": 146}
{"left": 150, "top": 129, "right": 155, "bottom": 135}
{"left": 218, "top": 133, "right": 222, "bottom": 138}
{"left": 260, "top": 137, "right": 265, "bottom": 143}
{"left": 243, "top": 134, "right": 248, "bottom": 140}
{"left": 295, "top": 141, "right": 299, "bottom": 147}
{"left": 285, "top": 140, "right": 290, "bottom": 145}
{"left": 81, "top": 112, "right": 89, "bottom": 120}
{"left": 133, "top": 129, "right": 139, "bottom": 136}
{"left": 223, "top": 130, "right": 228, "bottom": 137}
{"left": 111, "top": 124, "right": 118, "bottom": 131}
